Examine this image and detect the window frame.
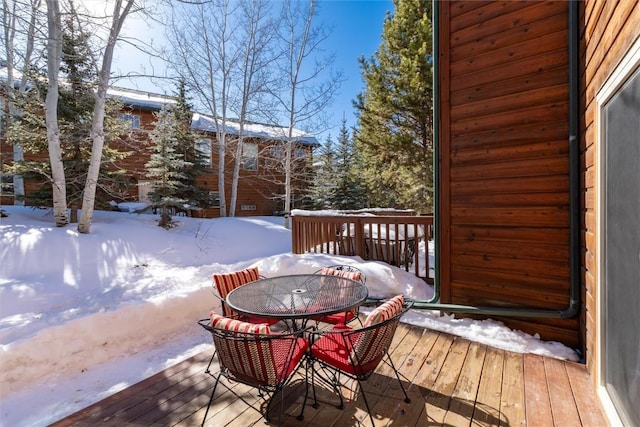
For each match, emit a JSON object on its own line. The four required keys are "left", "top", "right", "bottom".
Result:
{"left": 118, "top": 113, "right": 141, "bottom": 129}
{"left": 208, "top": 191, "right": 221, "bottom": 207}
{"left": 242, "top": 142, "right": 258, "bottom": 171}
{"left": 195, "top": 138, "right": 213, "bottom": 167}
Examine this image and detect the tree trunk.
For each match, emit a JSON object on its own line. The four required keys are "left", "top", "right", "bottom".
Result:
{"left": 45, "top": 0, "right": 67, "bottom": 226}
{"left": 229, "top": 132, "right": 242, "bottom": 217}
{"left": 3, "top": 0, "right": 41, "bottom": 206}
{"left": 217, "top": 131, "right": 227, "bottom": 217}
{"left": 78, "top": 0, "right": 134, "bottom": 233}
{"left": 284, "top": 137, "right": 292, "bottom": 228}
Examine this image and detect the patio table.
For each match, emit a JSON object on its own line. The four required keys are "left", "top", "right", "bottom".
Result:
{"left": 225, "top": 274, "right": 368, "bottom": 329}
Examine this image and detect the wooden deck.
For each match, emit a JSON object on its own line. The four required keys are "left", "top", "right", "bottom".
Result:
{"left": 51, "top": 322, "right": 607, "bottom": 427}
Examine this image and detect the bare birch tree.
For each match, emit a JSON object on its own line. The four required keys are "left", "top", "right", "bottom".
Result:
{"left": 2, "top": 0, "right": 44, "bottom": 206}
{"left": 167, "top": 0, "right": 241, "bottom": 217}
{"left": 77, "top": 0, "right": 135, "bottom": 233}
{"left": 44, "top": 0, "right": 68, "bottom": 226}
{"left": 227, "top": 0, "right": 275, "bottom": 216}
{"left": 272, "top": 0, "right": 341, "bottom": 227}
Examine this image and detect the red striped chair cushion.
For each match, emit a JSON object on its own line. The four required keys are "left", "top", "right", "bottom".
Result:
{"left": 320, "top": 267, "right": 363, "bottom": 283}
{"left": 209, "top": 313, "right": 307, "bottom": 386}
{"left": 363, "top": 294, "right": 404, "bottom": 327}
{"left": 212, "top": 267, "right": 260, "bottom": 317}
{"left": 210, "top": 312, "right": 270, "bottom": 334}
{"left": 345, "top": 295, "right": 404, "bottom": 370}
{"left": 311, "top": 296, "right": 405, "bottom": 380}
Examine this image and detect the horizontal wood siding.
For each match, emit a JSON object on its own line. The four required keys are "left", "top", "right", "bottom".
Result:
{"left": 439, "top": 1, "right": 578, "bottom": 346}
{"left": 111, "top": 111, "right": 298, "bottom": 217}
{"left": 580, "top": 0, "right": 640, "bottom": 373}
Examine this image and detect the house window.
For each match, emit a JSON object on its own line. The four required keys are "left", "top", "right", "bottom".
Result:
{"left": 596, "top": 36, "right": 640, "bottom": 427}
{"left": 294, "top": 147, "right": 307, "bottom": 159}
{"left": 195, "top": 138, "right": 212, "bottom": 167}
{"left": 243, "top": 143, "right": 258, "bottom": 170}
{"left": 118, "top": 113, "right": 141, "bottom": 129}
{"left": 0, "top": 174, "right": 13, "bottom": 195}
{"left": 0, "top": 108, "right": 6, "bottom": 135}
{"left": 209, "top": 191, "right": 220, "bottom": 207}
{"left": 270, "top": 146, "right": 284, "bottom": 159}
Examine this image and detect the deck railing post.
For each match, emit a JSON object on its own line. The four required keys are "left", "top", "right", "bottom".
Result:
{"left": 354, "top": 217, "right": 365, "bottom": 259}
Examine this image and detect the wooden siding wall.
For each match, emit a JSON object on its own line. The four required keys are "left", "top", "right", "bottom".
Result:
{"left": 113, "top": 107, "right": 155, "bottom": 202}
{"left": 191, "top": 137, "right": 311, "bottom": 217}
{"left": 114, "top": 111, "right": 290, "bottom": 217}
{"left": 580, "top": 0, "right": 639, "bottom": 373}
{"left": 438, "top": 1, "right": 578, "bottom": 347}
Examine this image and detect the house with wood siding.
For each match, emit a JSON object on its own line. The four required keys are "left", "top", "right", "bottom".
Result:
{"left": 435, "top": 1, "right": 638, "bottom": 425}
{"left": 189, "top": 113, "right": 319, "bottom": 218}
{"left": 0, "top": 83, "right": 318, "bottom": 217}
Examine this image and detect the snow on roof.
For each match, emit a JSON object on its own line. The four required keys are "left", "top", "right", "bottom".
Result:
{"left": 191, "top": 113, "right": 318, "bottom": 146}
{"left": 2, "top": 67, "right": 316, "bottom": 144}
{"left": 1, "top": 66, "right": 174, "bottom": 110}
{"left": 107, "top": 86, "right": 176, "bottom": 110}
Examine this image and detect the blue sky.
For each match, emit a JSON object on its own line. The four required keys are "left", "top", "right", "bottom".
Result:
{"left": 112, "top": 0, "right": 394, "bottom": 143}
{"left": 313, "top": 0, "right": 394, "bottom": 140}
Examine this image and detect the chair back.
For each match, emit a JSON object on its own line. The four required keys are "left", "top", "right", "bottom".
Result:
{"left": 344, "top": 296, "right": 412, "bottom": 377}
{"left": 199, "top": 314, "right": 307, "bottom": 387}
{"left": 316, "top": 265, "right": 366, "bottom": 284}
{"left": 212, "top": 267, "right": 260, "bottom": 317}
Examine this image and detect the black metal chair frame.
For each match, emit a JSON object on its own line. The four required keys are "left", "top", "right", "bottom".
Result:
{"left": 198, "top": 319, "right": 311, "bottom": 426}
{"left": 305, "top": 300, "right": 414, "bottom": 425}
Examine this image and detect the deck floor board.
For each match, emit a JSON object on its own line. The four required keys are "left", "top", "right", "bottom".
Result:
{"left": 50, "top": 323, "right": 606, "bottom": 427}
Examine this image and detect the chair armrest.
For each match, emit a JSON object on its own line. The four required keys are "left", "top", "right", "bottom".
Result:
{"left": 210, "top": 288, "right": 237, "bottom": 318}
{"left": 306, "top": 325, "right": 352, "bottom": 346}
{"left": 211, "top": 290, "right": 225, "bottom": 304}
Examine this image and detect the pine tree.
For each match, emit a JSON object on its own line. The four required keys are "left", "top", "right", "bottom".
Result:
{"left": 329, "top": 118, "right": 368, "bottom": 210}
{"left": 171, "top": 80, "right": 210, "bottom": 208}
{"left": 5, "top": 15, "right": 130, "bottom": 221}
{"left": 354, "top": 0, "right": 434, "bottom": 213}
{"left": 145, "top": 106, "right": 190, "bottom": 229}
{"left": 308, "top": 134, "right": 337, "bottom": 209}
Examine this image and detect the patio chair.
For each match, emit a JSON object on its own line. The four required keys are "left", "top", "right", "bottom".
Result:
{"left": 306, "top": 295, "right": 413, "bottom": 425}
{"left": 212, "top": 267, "right": 280, "bottom": 325}
{"left": 207, "top": 267, "right": 280, "bottom": 373}
{"left": 198, "top": 313, "right": 310, "bottom": 426}
{"left": 311, "top": 265, "right": 367, "bottom": 326}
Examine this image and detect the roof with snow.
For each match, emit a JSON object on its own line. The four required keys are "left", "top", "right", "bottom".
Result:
{"left": 1, "top": 65, "right": 174, "bottom": 110}
{"left": 191, "top": 113, "right": 318, "bottom": 146}
{"left": 2, "top": 65, "right": 318, "bottom": 145}
{"left": 107, "top": 86, "right": 176, "bottom": 110}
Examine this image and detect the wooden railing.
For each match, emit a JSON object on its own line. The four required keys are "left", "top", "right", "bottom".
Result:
{"left": 291, "top": 213, "right": 434, "bottom": 284}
